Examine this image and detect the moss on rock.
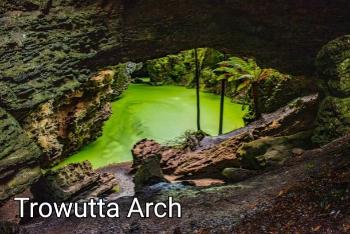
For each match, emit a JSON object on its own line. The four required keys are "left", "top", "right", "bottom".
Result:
{"left": 145, "top": 48, "right": 224, "bottom": 88}
{"left": 316, "top": 35, "right": 350, "bottom": 97}
{"left": 222, "top": 168, "right": 256, "bottom": 183}
{"left": 312, "top": 96, "right": 350, "bottom": 145}
{"left": 31, "top": 161, "right": 118, "bottom": 202}
{"left": 238, "top": 131, "right": 312, "bottom": 170}
{"left": 0, "top": 107, "right": 42, "bottom": 202}
{"left": 243, "top": 69, "right": 316, "bottom": 124}
{"left": 257, "top": 69, "right": 316, "bottom": 113}
{"left": 313, "top": 36, "right": 350, "bottom": 145}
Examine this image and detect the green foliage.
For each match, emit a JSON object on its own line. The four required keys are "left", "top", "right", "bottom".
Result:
{"left": 146, "top": 48, "right": 224, "bottom": 88}
{"left": 215, "top": 57, "right": 261, "bottom": 81}
{"left": 169, "top": 130, "right": 209, "bottom": 150}
{"left": 214, "top": 57, "right": 261, "bottom": 94}
{"left": 145, "top": 50, "right": 309, "bottom": 125}
{"left": 214, "top": 57, "right": 262, "bottom": 121}
{"left": 312, "top": 96, "right": 350, "bottom": 145}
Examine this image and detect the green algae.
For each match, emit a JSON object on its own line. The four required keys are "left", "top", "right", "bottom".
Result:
{"left": 58, "top": 84, "right": 246, "bottom": 169}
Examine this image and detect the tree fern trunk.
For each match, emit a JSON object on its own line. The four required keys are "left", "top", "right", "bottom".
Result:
{"left": 219, "top": 79, "right": 226, "bottom": 135}
{"left": 194, "top": 48, "right": 201, "bottom": 131}
{"left": 252, "top": 83, "right": 261, "bottom": 119}
{"left": 42, "top": 0, "right": 53, "bottom": 15}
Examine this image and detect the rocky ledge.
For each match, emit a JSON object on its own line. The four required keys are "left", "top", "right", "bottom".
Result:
{"left": 132, "top": 94, "right": 319, "bottom": 183}
{"left": 31, "top": 161, "right": 118, "bottom": 202}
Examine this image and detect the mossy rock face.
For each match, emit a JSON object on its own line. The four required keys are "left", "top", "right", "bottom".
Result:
{"left": 31, "top": 161, "right": 118, "bottom": 202}
{"left": 257, "top": 69, "right": 316, "bottom": 113}
{"left": 145, "top": 48, "right": 224, "bottom": 88}
{"left": 316, "top": 35, "right": 350, "bottom": 97}
{"left": 312, "top": 36, "right": 350, "bottom": 145}
{"left": 0, "top": 107, "right": 42, "bottom": 202}
{"left": 238, "top": 131, "right": 312, "bottom": 170}
{"left": 312, "top": 96, "right": 350, "bottom": 145}
{"left": 111, "top": 62, "right": 142, "bottom": 100}
{"left": 146, "top": 51, "right": 193, "bottom": 85}
{"left": 0, "top": 3, "right": 118, "bottom": 120}
{"left": 243, "top": 69, "right": 316, "bottom": 124}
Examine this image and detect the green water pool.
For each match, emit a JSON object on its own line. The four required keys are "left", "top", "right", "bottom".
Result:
{"left": 59, "top": 84, "right": 246, "bottom": 169}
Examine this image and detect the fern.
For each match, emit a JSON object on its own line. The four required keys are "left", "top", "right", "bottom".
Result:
{"left": 214, "top": 56, "right": 262, "bottom": 120}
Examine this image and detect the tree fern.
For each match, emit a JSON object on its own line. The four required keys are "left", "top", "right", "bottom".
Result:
{"left": 214, "top": 56, "right": 262, "bottom": 120}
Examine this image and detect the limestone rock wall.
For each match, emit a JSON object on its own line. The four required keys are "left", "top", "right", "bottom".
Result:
{"left": 0, "top": 1, "right": 122, "bottom": 120}
{"left": 21, "top": 63, "right": 139, "bottom": 167}
{"left": 31, "top": 161, "right": 118, "bottom": 202}
{"left": 21, "top": 70, "right": 114, "bottom": 166}
{"left": 0, "top": 107, "right": 41, "bottom": 202}
{"left": 1, "top": 0, "right": 350, "bottom": 125}
{"left": 1, "top": 0, "right": 350, "bottom": 201}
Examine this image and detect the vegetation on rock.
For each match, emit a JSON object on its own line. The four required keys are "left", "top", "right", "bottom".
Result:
{"left": 22, "top": 63, "right": 137, "bottom": 167}
{"left": 142, "top": 50, "right": 316, "bottom": 124}
{"left": 313, "top": 96, "right": 350, "bottom": 145}
{"left": 132, "top": 94, "right": 318, "bottom": 179}
{"left": 238, "top": 131, "right": 312, "bottom": 170}
{"left": 214, "top": 57, "right": 263, "bottom": 121}
{"left": 313, "top": 35, "right": 350, "bottom": 145}
{"left": 1, "top": 2, "right": 350, "bottom": 231}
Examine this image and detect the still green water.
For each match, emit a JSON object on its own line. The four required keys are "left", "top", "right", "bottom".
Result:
{"left": 59, "top": 84, "right": 245, "bottom": 169}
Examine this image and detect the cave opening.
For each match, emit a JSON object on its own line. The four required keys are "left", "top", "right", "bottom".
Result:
{"left": 58, "top": 48, "right": 248, "bottom": 169}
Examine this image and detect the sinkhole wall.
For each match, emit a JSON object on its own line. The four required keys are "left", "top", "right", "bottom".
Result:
{"left": 1, "top": 0, "right": 350, "bottom": 201}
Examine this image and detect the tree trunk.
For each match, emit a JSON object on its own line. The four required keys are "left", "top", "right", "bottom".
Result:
{"left": 42, "top": 0, "right": 53, "bottom": 15}
{"left": 219, "top": 79, "right": 226, "bottom": 135}
{"left": 194, "top": 48, "right": 201, "bottom": 131}
{"left": 252, "top": 82, "right": 261, "bottom": 119}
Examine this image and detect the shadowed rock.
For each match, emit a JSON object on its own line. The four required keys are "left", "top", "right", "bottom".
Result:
{"left": 313, "top": 35, "right": 350, "bottom": 145}
{"left": 133, "top": 155, "right": 168, "bottom": 192}
{"left": 31, "top": 161, "right": 118, "bottom": 202}
{"left": 0, "top": 107, "right": 42, "bottom": 203}
{"left": 222, "top": 168, "right": 256, "bottom": 183}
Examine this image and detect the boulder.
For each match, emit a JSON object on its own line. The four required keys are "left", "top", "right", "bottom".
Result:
{"left": 132, "top": 139, "right": 163, "bottom": 170}
{"left": 292, "top": 148, "right": 305, "bottom": 156}
{"left": 316, "top": 35, "right": 350, "bottom": 97}
{"left": 31, "top": 161, "right": 118, "bottom": 202}
{"left": 312, "top": 36, "right": 350, "bottom": 145}
{"left": 312, "top": 96, "right": 350, "bottom": 145}
{"left": 133, "top": 155, "right": 168, "bottom": 191}
{"left": 222, "top": 168, "right": 256, "bottom": 183}
{"left": 238, "top": 131, "right": 312, "bottom": 170}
